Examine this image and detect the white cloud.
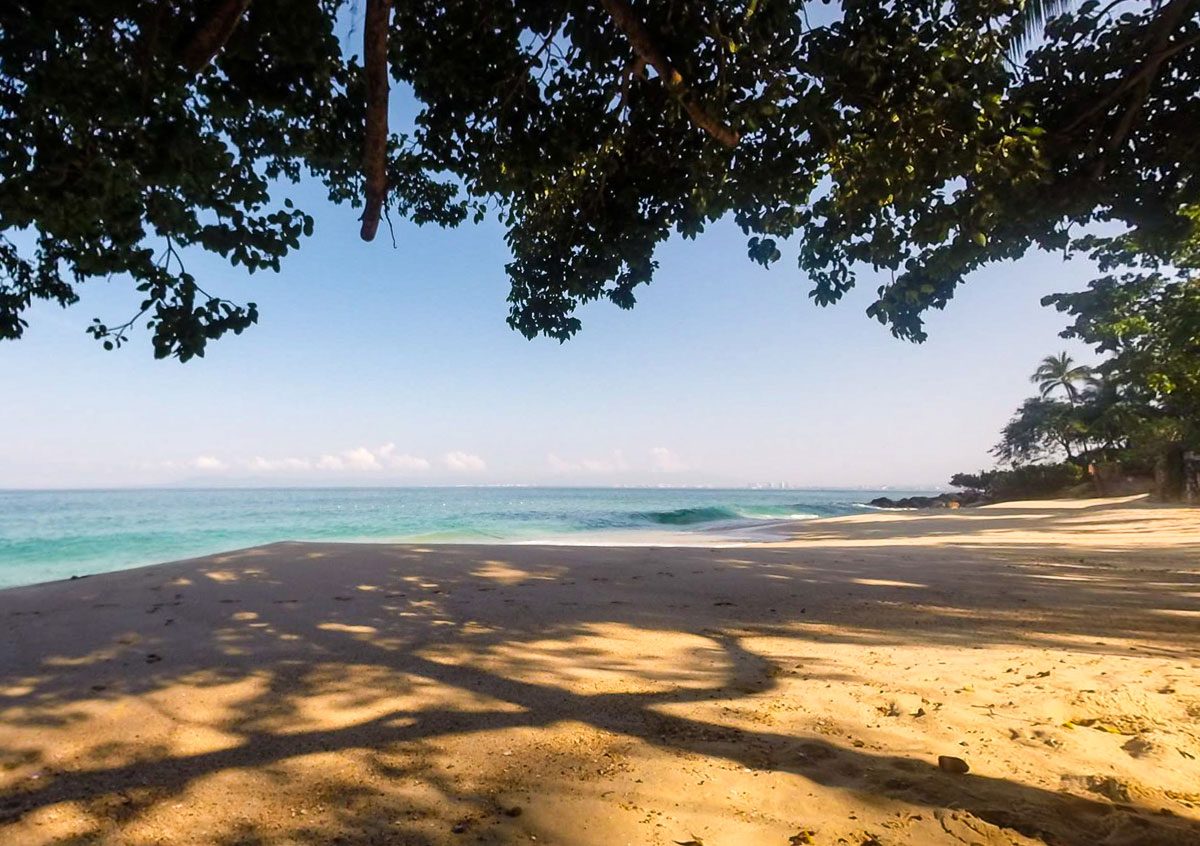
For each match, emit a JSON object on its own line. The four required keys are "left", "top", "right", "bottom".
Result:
{"left": 189, "top": 456, "right": 227, "bottom": 471}
{"left": 246, "top": 456, "right": 312, "bottom": 473}
{"left": 547, "top": 450, "right": 629, "bottom": 475}
{"left": 342, "top": 446, "right": 381, "bottom": 471}
{"left": 312, "top": 444, "right": 429, "bottom": 473}
{"left": 316, "top": 454, "right": 345, "bottom": 471}
{"left": 168, "top": 445, "right": 435, "bottom": 477}
{"left": 649, "top": 447, "right": 688, "bottom": 473}
{"left": 583, "top": 451, "right": 629, "bottom": 473}
{"left": 444, "top": 450, "right": 487, "bottom": 473}
{"left": 377, "top": 443, "right": 431, "bottom": 472}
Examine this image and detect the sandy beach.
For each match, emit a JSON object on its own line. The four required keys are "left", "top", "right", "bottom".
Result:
{"left": 2, "top": 496, "right": 1199, "bottom": 846}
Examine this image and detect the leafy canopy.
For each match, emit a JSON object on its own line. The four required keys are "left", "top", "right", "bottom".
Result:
{"left": 1045, "top": 265, "right": 1200, "bottom": 446}
{"left": 2, "top": 0, "right": 1198, "bottom": 359}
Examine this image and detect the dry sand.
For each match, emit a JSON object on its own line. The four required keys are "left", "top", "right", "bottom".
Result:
{"left": 1, "top": 496, "right": 1199, "bottom": 846}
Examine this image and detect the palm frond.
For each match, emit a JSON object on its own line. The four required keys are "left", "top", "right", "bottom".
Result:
{"left": 1009, "top": 0, "right": 1076, "bottom": 59}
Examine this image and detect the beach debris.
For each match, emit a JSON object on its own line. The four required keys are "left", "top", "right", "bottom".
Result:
{"left": 1122, "top": 736, "right": 1155, "bottom": 758}
{"left": 789, "top": 830, "right": 817, "bottom": 844}
{"left": 673, "top": 837, "right": 705, "bottom": 846}
{"left": 1067, "top": 774, "right": 1135, "bottom": 803}
{"left": 937, "top": 755, "right": 970, "bottom": 774}
{"left": 503, "top": 805, "right": 523, "bottom": 817}
{"left": 144, "top": 653, "right": 162, "bottom": 664}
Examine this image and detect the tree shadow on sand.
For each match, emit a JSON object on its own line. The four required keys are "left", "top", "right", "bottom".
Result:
{"left": 2, "top": 522, "right": 1199, "bottom": 845}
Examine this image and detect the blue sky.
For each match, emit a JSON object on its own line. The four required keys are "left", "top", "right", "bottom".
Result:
{"left": 0, "top": 174, "right": 1097, "bottom": 489}
{"left": 0, "top": 7, "right": 1103, "bottom": 490}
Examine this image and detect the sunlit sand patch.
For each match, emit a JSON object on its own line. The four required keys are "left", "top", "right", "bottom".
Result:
{"left": 203, "top": 570, "right": 240, "bottom": 583}
{"left": 244, "top": 663, "right": 527, "bottom": 735}
{"left": 8, "top": 802, "right": 96, "bottom": 845}
{"left": 472, "top": 560, "right": 560, "bottom": 584}
{"left": 399, "top": 576, "right": 442, "bottom": 590}
{"left": 458, "top": 621, "right": 497, "bottom": 637}
{"left": 44, "top": 643, "right": 125, "bottom": 667}
{"left": 147, "top": 673, "right": 269, "bottom": 726}
{"left": 0, "top": 682, "right": 37, "bottom": 697}
{"left": 419, "top": 623, "right": 735, "bottom": 695}
{"left": 318, "top": 622, "right": 378, "bottom": 635}
{"left": 851, "top": 578, "right": 928, "bottom": 588}
{"left": 1029, "top": 573, "right": 1102, "bottom": 582}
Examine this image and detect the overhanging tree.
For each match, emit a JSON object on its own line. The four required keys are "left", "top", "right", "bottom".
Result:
{"left": 2, "top": 0, "right": 1198, "bottom": 359}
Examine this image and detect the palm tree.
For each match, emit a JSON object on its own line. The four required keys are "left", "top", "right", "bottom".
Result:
{"left": 1031, "top": 352, "right": 1095, "bottom": 404}
{"left": 1010, "top": 0, "right": 1076, "bottom": 57}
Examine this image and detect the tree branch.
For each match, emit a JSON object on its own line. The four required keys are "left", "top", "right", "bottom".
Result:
{"left": 1060, "top": 0, "right": 1198, "bottom": 140}
{"left": 360, "top": 0, "right": 392, "bottom": 242}
{"left": 180, "top": 0, "right": 251, "bottom": 73}
{"left": 596, "top": 0, "right": 740, "bottom": 147}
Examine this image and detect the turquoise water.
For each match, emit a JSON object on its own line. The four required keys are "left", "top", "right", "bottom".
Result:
{"left": 0, "top": 487, "right": 928, "bottom": 589}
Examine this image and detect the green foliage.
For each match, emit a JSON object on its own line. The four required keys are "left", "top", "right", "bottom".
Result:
{"left": 1045, "top": 272, "right": 1200, "bottom": 446}
{"left": 948, "top": 462, "right": 1084, "bottom": 499}
{"left": 986, "top": 462, "right": 1085, "bottom": 498}
{"left": 993, "top": 396, "right": 1086, "bottom": 463}
{"left": 977, "top": 239, "right": 1198, "bottom": 499}
{"left": 2, "top": 1, "right": 1199, "bottom": 357}
{"left": 949, "top": 470, "right": 990, "bottom": 490}
{"left": 0, "top": 0, "right": 465, "bottom": 360}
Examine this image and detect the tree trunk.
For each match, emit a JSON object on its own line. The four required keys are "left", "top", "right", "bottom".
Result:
{"left": 1184, "top": 451, "right": 1200, "bottom": 505}
{"left": 359, "top": 0, "right": 392, "bottom": 242}
{"left": 1154, "top": 443, "right": 1185, "bottom": 501}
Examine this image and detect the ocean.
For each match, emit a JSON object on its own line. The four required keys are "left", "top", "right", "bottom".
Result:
{"left": 0, "top": 487, "right": 930, "bottom": 589}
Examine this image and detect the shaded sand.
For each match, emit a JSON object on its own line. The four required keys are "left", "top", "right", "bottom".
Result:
{"left": 1, "top": 497, "right": 1199, "bottom": 845}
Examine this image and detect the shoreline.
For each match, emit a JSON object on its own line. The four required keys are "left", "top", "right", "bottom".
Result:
{"left": 2, "top": 496, "right": 1198, "bottom": 845}
{"left": 0, "top": 486, "right": 907, "bottom": 591}
{"left": 5, "top": 494, "right": 1174, "bottom": 595}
